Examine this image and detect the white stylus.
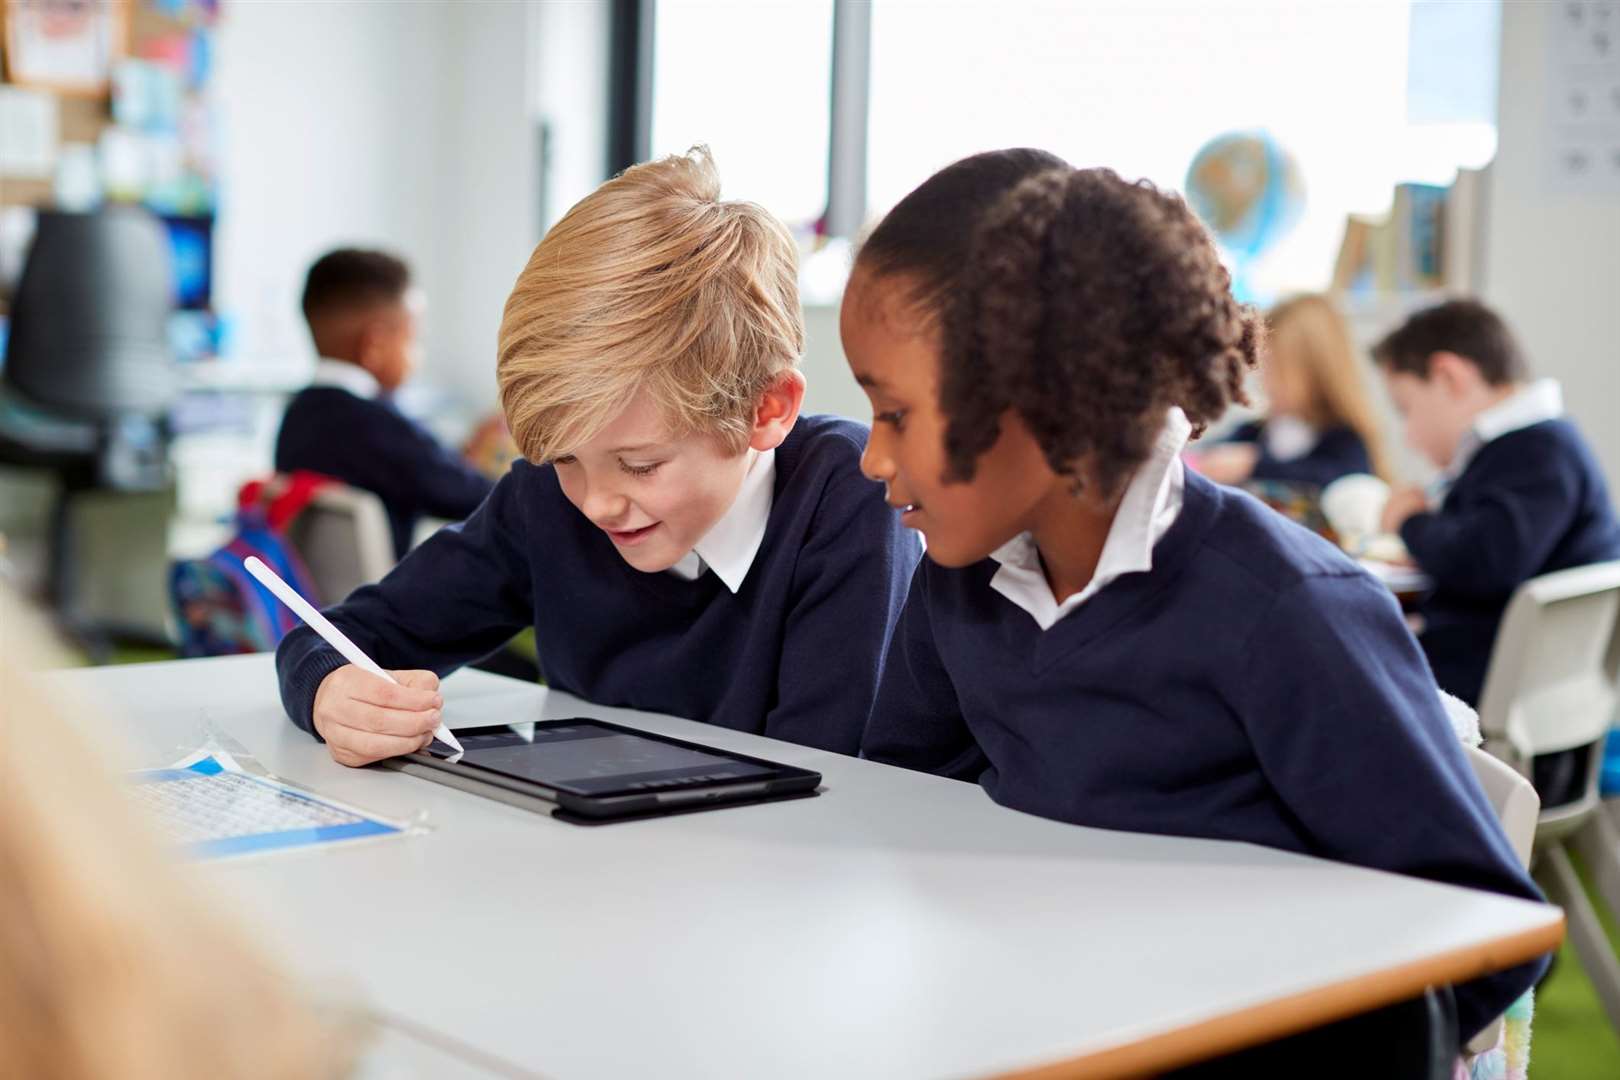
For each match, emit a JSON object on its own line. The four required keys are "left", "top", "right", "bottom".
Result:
{"left": 243, "top": 555, "right": 464, "bottom": 754}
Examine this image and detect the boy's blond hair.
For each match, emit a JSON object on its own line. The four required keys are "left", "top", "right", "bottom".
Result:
{"left": 498, "top": 146, "right": 804, "bottom": 463}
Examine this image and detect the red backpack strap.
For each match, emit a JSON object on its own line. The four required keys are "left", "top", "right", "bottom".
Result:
{"left": 237, "top": 476, "right": 268, "bottom": 512}
{"left": 266, "top": 470, "right": 334, "bottom": 531}
{"left": 237, "top": 471, "right": 336, "bottom": 533}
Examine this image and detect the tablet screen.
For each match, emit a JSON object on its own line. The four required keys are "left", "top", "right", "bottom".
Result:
{"left": 429, "top": 721, "right": 777, "bottom": 796}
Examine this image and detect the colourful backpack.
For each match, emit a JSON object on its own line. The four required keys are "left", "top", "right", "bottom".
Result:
{"left": 169, "top": 472, "right": 331, "bottom": 657}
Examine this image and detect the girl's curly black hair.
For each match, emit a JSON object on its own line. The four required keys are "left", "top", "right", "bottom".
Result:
{"left": 857, "top": 150, "right": 1262, "bottom": 499}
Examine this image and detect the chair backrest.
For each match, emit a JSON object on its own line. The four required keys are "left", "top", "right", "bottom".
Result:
{"left": 1462, "top": 744, "right": 1540, "bottom": 869}
{"left": 282, "top": 485, "right": 395, "bottom": 606}
{"left": 4, "top": 208, "right": 176, "bottom": 419}
{"left": 1459, "top": 743, "right": 1540, "bottom": 1057}
{"left": 1477, "top": 561, "right": 1620, "bottom": 766}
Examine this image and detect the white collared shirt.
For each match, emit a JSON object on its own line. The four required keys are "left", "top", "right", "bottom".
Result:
{"left": 1445, "top": 378, "right": 1564, "bottom": 483}
{"left": 989, "top": 408, "right": 1192, "bottom": 631}
{"left": 667, "top": 447, "right": 776, "bottom": 593}
{"left": 310, "top": 357, "right": 382, "bottom": 400}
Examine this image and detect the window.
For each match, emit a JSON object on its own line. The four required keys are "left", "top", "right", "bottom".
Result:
{"left": 863, "top": 0, "right": 1499, "bottom": 297}
{"left": 651, "top": 0, "right": 835, "bottom": 229}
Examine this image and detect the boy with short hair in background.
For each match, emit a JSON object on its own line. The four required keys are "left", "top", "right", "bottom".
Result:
{"left": 1376, "top": 299, "right": 1620, "bottom": 708}
{"left": 276, "top": 248, "right": 494, "bottom": 558}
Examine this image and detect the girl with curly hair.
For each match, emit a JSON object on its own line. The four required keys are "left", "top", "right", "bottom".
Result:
{"left": 841, "top": 150, "right": 1546, "bottom": 1071}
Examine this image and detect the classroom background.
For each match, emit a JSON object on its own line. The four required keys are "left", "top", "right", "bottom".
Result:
{"left": 2, "top": 2, "right": 1618, "bottom": 1077}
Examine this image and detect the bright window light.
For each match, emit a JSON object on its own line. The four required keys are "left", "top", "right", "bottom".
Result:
{"left": 866, "top": 0, "right": 1499, "bottom": 296}
{"left": 651, "top": 0, "right": 834, "bottom": 229}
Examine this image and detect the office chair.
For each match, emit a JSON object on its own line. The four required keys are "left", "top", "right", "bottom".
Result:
{"left": 1, "top": 207, "right": 177, "bottom": 654}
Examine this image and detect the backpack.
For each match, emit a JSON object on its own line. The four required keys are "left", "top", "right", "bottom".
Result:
{"left": 169, "top": 472, "right": 331, "bottom": 657}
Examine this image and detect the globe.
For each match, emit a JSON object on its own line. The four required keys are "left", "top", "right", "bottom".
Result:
{"left": 1184, "top": 131, "right": 1305, "bottom": 262}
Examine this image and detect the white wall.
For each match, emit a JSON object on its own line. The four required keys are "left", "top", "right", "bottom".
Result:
{"left": 800, "top": 300, "right": 866, "bottom": 422}
{"left": 1484, "top": 1, "right": 1620, "bottom": 487}
{"left": 426, "top": 1, "right": 542, "bottom": 408}
{"left": 213, "top": 1, "right": 451, "bottom": 372}
{"left": 213, "top": 0, "right": 539, "bottom": 411}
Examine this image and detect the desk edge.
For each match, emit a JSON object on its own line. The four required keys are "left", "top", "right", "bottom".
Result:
{"left": 994, "top": 911, "right": 1565, "bottom": 1080}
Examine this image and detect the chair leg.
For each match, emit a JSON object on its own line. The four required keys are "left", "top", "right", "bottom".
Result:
{"left": 1572, "top": 808, "right": 1620, "bottom": 919}
{"left": 1537, "top": 844, "right": 1620, "bottom": 1035}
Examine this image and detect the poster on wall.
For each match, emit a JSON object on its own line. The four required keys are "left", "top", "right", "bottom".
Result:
{"left": 1547, "top": 0, "right": 1620, "bottom": 195}
{"left": 2, "top": 0, "right": 127, "bottom": 95}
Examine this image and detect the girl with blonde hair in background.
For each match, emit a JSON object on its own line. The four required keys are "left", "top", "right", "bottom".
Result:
{"left": 1195, "top": 292, "right": 1393, "bottom": 488}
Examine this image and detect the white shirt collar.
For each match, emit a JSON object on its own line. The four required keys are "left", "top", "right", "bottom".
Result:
{"left": 988, "top": 407, "right": 1191, "bottom": 631}
{"left": 1445, "top": 379, "right": 1563, "bottom": 482}
{"left": 666, "top": 448, "right": 776, "bottom": 593}
{"left": 1473, "top": 378, "right": 1562, "bottom": 443}
{"left": 310, "top": 357, "right": 381, "bottom": 399}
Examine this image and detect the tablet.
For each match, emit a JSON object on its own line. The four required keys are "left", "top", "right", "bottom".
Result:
{"left": 385, "top": 718, "right": 822, "bottom": 823}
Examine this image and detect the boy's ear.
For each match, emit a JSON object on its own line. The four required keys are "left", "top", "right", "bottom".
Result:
{"left": 1429, "top": 351, "right": 1479, "bottom": 396}
{"left": 356, "top": 318, "right": 391, "bottom": 374}
{"left": 748, "top": 369, "right": 807, "bottom": 452}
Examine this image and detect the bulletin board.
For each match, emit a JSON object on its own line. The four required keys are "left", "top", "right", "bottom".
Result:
{"left": 0, "top": 0, "right": 220, "bottom": 325}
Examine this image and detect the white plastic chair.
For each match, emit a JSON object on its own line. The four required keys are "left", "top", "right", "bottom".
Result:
{"left": 1463, "top": 743, "right": 1541, "bottom": 869}
{"left": 1476, "top": 560, "right": 1620, "bottom": 1033}
{"left": 282, "top": 484, "right": 395, "bottom": 606}
{"left": 1460, "top": 743, "right": 1541, "bottom": 1056}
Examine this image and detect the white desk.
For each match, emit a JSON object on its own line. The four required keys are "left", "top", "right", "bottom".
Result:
{"left": 55, "top": 655, "right": 1561, "bottom": 1079}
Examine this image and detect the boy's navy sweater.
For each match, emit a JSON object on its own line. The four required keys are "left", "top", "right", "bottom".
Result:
{"left": 863, "top": 470, "right": 1546, "bottom": 1043}
{"left": 276, "top": 415, "right": 922, "bottom": 755}
{"left": 1404, "top": 419, "right": 1620, "bottom": 706}
{"left": 1228, "top": 419, "right": 1372, "bottom": 488}
{"left": 276, "top": 385, "right": 495, "bottom": 558}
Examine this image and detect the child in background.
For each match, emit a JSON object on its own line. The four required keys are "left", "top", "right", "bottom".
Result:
{"left": 0, "top": 588, "right": 358, "bottom": 1080}
{"left": 844, "top": 150, "right": 1546, "bottom": 1063}
{"left": 1375, "top": 299, "right": 1620, "bottom": 709}
{"left": 276, "top": 248, "right": 494, "bottom": 559}
{"left": 277, "top": 149, "right": 920, "bottom": 766}
{"left": 1193, "top": 293, "right": 1391, "bottom": 488}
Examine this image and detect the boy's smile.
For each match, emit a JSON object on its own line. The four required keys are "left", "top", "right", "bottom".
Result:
{"left": 552, "top": 389, "right": 754, "bottom": 573}
{"left": 603, "top": 521, "right": 662, "bottom": 547}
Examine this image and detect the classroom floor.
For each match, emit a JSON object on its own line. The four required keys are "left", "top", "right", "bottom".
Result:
{"left": 85, "top": 646, "right": 1620, "bottom": 1075}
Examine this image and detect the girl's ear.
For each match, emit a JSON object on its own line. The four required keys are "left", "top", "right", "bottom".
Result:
{"left": 748, "top": 369, "right": 807, "bottom": 452}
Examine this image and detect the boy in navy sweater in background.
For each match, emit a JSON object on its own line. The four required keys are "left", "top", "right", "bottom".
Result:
{"left": 276, "top": 249, "right": 494, "bottom": 558}
{"left": 844, "top": 151, "right": 1546, "bottom": 1063}
{"left": 276, "top": 149, "right": 920, "bottom": 766}
{"left": 1376, "top": 300, "right": 1620, "bottom": 708}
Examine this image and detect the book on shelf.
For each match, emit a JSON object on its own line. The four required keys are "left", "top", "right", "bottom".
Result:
{"left": 1330, "top": 166, "right": 1488, "bottom": 299}
{"left": 1442, "top": 165, "right": 1486, "bottom": 295}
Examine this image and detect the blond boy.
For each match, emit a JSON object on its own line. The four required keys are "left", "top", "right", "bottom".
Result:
{"left": 276, "top": 149, "right": 921, "bottom": 765}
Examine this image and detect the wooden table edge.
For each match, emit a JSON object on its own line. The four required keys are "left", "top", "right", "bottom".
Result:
{"left": 993, "top": 912, "right": 1565, "bottom": 1080}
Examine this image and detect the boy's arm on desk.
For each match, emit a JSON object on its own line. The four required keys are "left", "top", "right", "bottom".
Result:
{"left": 1398, "top": 456, "right": 1578, "bottom": 596}
{"left": 276, "top": 475, "right": 534, "bottom": 733}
